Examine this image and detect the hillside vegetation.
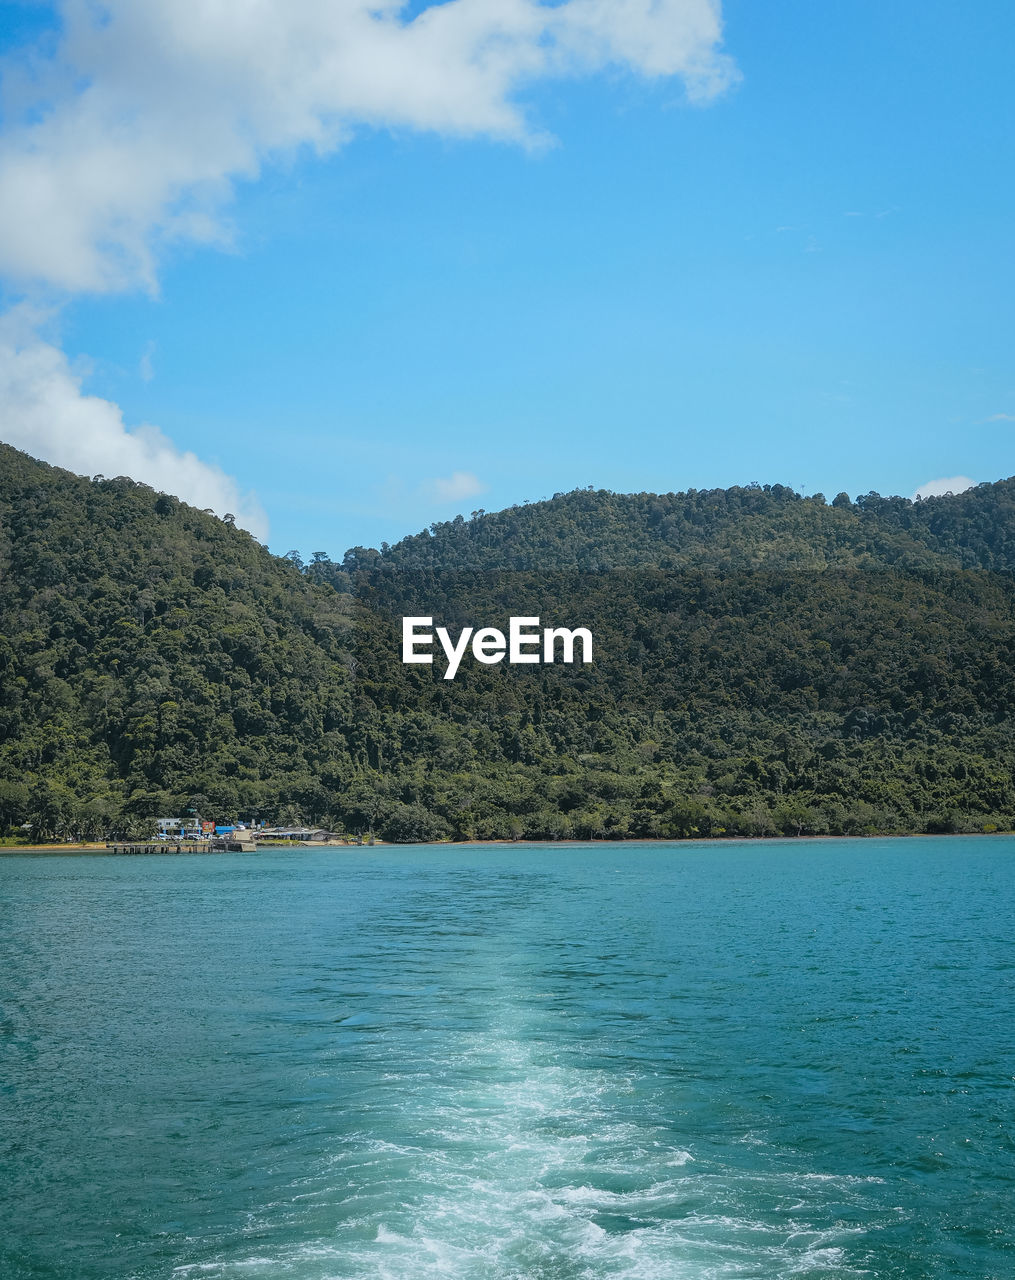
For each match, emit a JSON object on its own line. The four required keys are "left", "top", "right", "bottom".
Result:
{"left": 4, "top": 442, "right": 1015, "bottom": 841}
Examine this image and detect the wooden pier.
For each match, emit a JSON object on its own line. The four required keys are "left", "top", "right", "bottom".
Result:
{"left": 107, "top": 842, "right": 211, "bottom": 855}
{"left": 106, "top": 837, "right": 262, "bottom": 855}
{"left": 106, "top": 840, "right": 255, "bottom": 855}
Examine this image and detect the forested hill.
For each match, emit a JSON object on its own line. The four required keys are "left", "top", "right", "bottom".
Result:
{"left": 6, "top": 440, "right": 1015, "bottom": 843}
{"left": 329, "top": 479, "right": 1015, "bottom": 577}
{"left": 0, "top": 444, "right": 354, "bottom": 838}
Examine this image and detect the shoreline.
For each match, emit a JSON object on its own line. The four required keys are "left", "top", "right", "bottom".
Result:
{"left": 2, "top": 831, "right": 1014, "bottom": 856}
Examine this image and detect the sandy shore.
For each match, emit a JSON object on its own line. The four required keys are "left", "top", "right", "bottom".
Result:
{"left": 0, "top": 843, "right": 109, "bottom": 855}
{"left": 1, "top": 832, "right": 1010, "bottom": 857}
{"left": 0, "top": 840, "right": 382, "bottom": 855}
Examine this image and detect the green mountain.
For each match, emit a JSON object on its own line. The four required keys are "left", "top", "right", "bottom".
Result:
{"left": 4, "top": 441, "right": 1015, "bottom": 842}
{"left": 0, "top": 444, "right": 353, "bottom": 838}
{"left": 334, "top": 480, "right": 1015, "bottom": 574}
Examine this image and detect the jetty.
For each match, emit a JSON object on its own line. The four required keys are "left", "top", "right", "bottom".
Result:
{"left": 106, "top": 837, "right": 256, "bottom": 855}
{"left": 107, "top": 842, "right": 207, "bottom": 855}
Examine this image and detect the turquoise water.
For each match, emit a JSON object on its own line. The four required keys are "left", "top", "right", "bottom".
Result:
{"left": 1, "top": 839, "right": 1013, "bottom": 1279}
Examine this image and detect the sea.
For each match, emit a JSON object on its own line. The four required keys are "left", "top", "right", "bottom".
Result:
{"left": 1, "top": 838, "right": 1013, "bottom": 1279}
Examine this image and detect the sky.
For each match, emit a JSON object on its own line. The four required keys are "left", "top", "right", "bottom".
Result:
{"left": 0, "top": 0, "right": 1012, "bottom": 556}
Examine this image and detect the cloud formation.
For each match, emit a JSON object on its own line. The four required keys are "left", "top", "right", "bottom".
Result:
{"left": 424, "top": 470, "right": 487, "bottom": 503}
{"left": 912, "top": 475, "right": 975, "bottom": 501}
{"left": 0, "top": 0, "right": 735, "bottom": 294}
{"left": 0, "top": 0, "right": 732, "bottom": 533}
{"left": 0, "top": 312, "right": 267, "bottom": 538}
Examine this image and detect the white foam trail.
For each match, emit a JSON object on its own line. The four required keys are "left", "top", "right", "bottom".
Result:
{"left": 170, "top": 961, "right": 880, "bottom": 1278}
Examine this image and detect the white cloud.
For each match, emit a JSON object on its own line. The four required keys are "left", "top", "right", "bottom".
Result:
{"left": 0, "top": 311, "right": 267, "bottom": 538}
{"left": 985, "top": 412, "right": 1015, "bottom": 422}
{"left": 0, "top": 0, "right": 736, "bottom": 295}
{"left": 0, "top": 1, "right": 733, "bottom": 527}
{"left": 139, "top": 341, "right": 155, "bottom": 383}
{"left": 912, "top": 475, "right": 976, "bottom": 501}
{"left": 424, "top": 470, "right": 487, "bottom": 503}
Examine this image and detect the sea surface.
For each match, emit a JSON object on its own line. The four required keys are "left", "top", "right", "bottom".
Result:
{"left": 1, "top": 839, "right": 1013, "bottom": 1279}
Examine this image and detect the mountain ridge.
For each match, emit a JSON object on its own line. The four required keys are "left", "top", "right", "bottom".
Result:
{"left": 331, "top": 477, "right": 1015, "bottom": 576}
{"left": 4, "top": 441, "right": 1015, "bottom": 842}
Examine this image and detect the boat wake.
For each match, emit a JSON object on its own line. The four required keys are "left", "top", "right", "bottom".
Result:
{"left": 171, "top": 1006, "right": 885, "bottom": 1279}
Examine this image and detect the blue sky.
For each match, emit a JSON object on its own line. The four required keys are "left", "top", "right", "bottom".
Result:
{"left": 0, "top": 0, "right": 1013, "bottom": 556}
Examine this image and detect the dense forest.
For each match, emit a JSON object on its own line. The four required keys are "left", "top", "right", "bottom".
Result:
{"left": 4, "top": 441, "right": 1015, "bottom": 842}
